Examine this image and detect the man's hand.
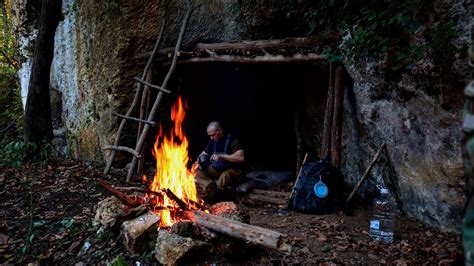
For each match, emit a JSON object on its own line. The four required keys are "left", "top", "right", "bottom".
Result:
{"left": 191, "top": 161, "right": 199, "bottom": 173}
{"left": 211, "top": 153, "right": 223, "bottom": 161}
{"left": 210, "top": 150, "right": 244, "bottom": 163}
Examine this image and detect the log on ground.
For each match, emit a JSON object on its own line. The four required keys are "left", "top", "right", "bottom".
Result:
{"left": 184, "top": 210, "right": 291, "bottom": 254}
{"left": 243, "top": 189, "right": 290, "bottom": 205}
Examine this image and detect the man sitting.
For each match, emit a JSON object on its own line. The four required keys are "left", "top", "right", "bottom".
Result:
{"left": 194, "top": 121, "right": 245, "bottom": 200}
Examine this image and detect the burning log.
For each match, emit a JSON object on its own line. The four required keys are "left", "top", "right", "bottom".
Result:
{"left": 155, "top": 230, "right": 212, "bottom": 265}
{"left": 184, "top": 210, "right": 292, "bottom": 254}
{"left": 164, "top": 188, "right": 190, "bottom": 211}
{"left": 121, "top": 211, "right": 161, "bottom": 253}
{"left": 97, "top": 180, "right": 141, "bottom": 208}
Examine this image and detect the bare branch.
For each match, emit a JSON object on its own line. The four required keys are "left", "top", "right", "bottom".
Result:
{"left": 0, "top": 49, "right": 17, "bottom": 69}
{"left": 0, "top": 119, "right": 16, "bottom": 134}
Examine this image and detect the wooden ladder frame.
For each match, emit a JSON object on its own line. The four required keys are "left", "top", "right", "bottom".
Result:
{"left": 103, "top": 1, "right": 193, "bottom": 182}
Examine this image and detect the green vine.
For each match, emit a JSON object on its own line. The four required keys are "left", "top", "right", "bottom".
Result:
{"left": 284, "top": 0, "right": 456, "bottom": 72}
{"left": 426, "top": 22, "right": 457, "bottom": 67}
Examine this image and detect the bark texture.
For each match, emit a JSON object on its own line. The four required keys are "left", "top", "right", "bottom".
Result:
{"left": 24, "top": 0, "right": 62, "bottom": 153}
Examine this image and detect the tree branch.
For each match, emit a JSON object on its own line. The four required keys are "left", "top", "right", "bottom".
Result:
{"left": 0, "top": 49, "right": 17, "bottom": 69}
{"left": 0, "top": 119, "right": 16, "bottom": 134}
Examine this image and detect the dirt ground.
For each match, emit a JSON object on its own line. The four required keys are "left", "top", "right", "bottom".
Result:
{"left": 0, "top": 161, "right": 463, "bottom": 264}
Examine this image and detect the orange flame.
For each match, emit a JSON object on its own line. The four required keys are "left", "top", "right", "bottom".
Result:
{"left": 149, "top": 97, "right": 198, "bottom": 227}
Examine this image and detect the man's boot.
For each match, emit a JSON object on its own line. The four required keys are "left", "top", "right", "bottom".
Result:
{"left": 204, "top": 181, "right": 217, "bottom": 202}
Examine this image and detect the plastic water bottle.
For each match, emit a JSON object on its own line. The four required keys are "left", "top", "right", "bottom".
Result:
{"left": 369, "top": 188, "right": 397, "bottom": 243}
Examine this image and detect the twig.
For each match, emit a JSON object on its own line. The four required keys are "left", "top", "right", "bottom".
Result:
{"left": 287, "top": 153, "right": 309, "bottom": 209}
{"left": 0, "top": 119, "right": 16, "bottom": 133}
{"left": 0, "top": 49, "right": 17, "bottom": 69}
{"left": 20, "top": 182, "right": 34, "bottom": 265}
{"left": 346, "top": 143, "right": 387, "bottom": 205}
{"left": 113, "top": 112, "right": 156, "bottom": 126}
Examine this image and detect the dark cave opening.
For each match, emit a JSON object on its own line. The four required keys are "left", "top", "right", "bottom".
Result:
{"left": 153, "top": 62, "right": 329, "bottom": 173}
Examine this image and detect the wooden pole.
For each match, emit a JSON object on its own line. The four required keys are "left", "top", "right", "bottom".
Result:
{"left": 103, "top": 2, "right": 169, "bottom": 175}
{"left": 134, "top": 35, "right": 337, "bottom": 60}
{"left": 346, "top": 143, "right": 387, "bottom": 205}
{"left": 243, "top": 189, "right": 290, "bottom": 206}
{"left": 97, "top": 180, "right": 141, "bottom": 208}
{"left": 137, "top": 65, "right": 154, "bottom": 175}
{"left": 194, "top": 36, "right": 329, "bottom": 52}
{"left": 321, "top": 62, "right": 334, "bottom": 159}
{"left": 243, "top": 194, "right": 288, "bottom": 205}
{"left": 127, "top": 3, "right": 193, "bottom": 181}
{"left": 294, "top": 110, "right": 304, "bottom": 176}
{"left": 331, "top": 66, "right": 344, "bottom": 169}
{"left": 177, "top": 53, "right": 325, "bottom": 64}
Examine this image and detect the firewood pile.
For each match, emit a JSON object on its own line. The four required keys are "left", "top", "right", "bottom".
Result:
{"left": 95, "top": 180, "right": 291, "bottom": 264}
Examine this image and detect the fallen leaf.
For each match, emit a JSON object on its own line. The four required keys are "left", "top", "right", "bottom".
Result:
{"left": 393, "top": 259, "right": 408, "bottom": 266}
{"left": 0, "top": 233, "right": 9, "bottom": 245}
{"left": 68, "top": 241, "right": 81, "bottom": 254}
{"left": 316, "top": 232, "right": 328, "bottom": 242}
{"left": 321, "top": 244, "right": 331, "bottom": 252}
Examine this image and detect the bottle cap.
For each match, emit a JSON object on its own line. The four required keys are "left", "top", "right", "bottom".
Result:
{"left": 380, "top": 188, "right": 389, "bottom": 193}
{"left": 465, "top": 81, "right": 474, "bottom": 97}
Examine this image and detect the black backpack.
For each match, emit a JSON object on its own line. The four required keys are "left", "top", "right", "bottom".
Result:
{"left": 291, "top": 157, "right": 341, "bottom": 214}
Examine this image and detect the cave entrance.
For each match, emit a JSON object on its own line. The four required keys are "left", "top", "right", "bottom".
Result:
{"left": 161, "top": 62, "right": 330, "bottom": 173}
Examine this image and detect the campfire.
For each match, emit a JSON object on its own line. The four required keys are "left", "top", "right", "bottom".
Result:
{"left": 96, "top": 97, "right": 291, "bottom": 264}
{"left": 143, "top": 96, "right": 203, "bottom": 227}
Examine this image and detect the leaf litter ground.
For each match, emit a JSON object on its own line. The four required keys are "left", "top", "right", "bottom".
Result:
{"left": 0, "top": 161, "right": 462, "bottom": 264}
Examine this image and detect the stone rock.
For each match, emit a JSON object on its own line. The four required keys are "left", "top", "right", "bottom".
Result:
{"left": 171, "top": 221, "right": 200, "bottom": 238}
{"left": 50, "top": 87, "right": 63, "bottom": 129}
{"left": 216, "top": 236, "right": 253, "bottom": 260}
{"left": 171, "top": 221, "right": 219, "bottom": 244}
{"left": 342, "top": 63, "right": 465, "bottom": 232}
{"left": 93, "top": 196, "right": 125, "bottom": 228}
{"left": 209, "top": 201, "right": 250, "bottom": 224}
{"left": 196, "top": 225, "right": 219, "bottom": 244}
{"left": 155, "top": 230, "right": 212, "bottom": 265}
{"left": 121, "top": 211, "right": 160, "bottom": 253}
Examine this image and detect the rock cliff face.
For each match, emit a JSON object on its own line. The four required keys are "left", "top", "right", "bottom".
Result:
{"left": 339, "top": 0, "right": 471, "bottom": 231}
{"left": 12, "top": 0, "right": 471, "bottom": 231}
{"left": 342, "top": 65, "right": 465, "bottom": 230}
